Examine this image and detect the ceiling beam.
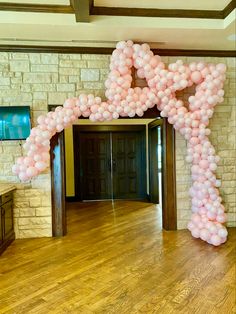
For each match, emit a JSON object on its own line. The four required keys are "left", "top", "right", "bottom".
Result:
{"left": 90, "top": 0, "right": 236, "bottom": 20}
{"left": 91, "top": 7, "right": 224, "bottom": 19}
{"left": 223, "top": 0, "right": 236, "bottom": 18}
{"left": 0, "top": 45, "right": 235, "bottom": 57}
{"left": 0, "top": 2, "right": 73, "bottom": 14}
{"left": 71, "top": 0, "right": 93, "bottom": 22}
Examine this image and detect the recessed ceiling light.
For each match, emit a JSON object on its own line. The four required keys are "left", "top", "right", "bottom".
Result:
{"left": 227, "top": 34, "right": 236, "bottom": 41}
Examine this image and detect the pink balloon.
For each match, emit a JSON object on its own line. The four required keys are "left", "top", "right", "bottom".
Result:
{"left": 18, "top": 172, "right": 29, "bottom": 182}
{"left": 200, "top": 228, "right": 210, "bottom": 241}
{"left": 12, "top": 164, "right": 20, "bottom": 175}
{"left": 23, "top": 157, "right": 34, "bottom": 167}
{"left": 191, "top": 228, "right": 200, "bottom": 238}
{"left": 26, "top": 167, "right": 38, "bottom": 177}
{"left": 35, "top": 161, "right": 47, "bottom": 171}
{"left": 211, "top": 234, "right": 221, "bottom": 246}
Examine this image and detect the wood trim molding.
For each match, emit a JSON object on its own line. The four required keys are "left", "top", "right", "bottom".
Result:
{"left": 91, "top": 6, "right": 224, "bottom": 19}
{"left": 50, "top": 131, "right": 66, "bottom": 237}
{"left": 0, "top": 2, "right": 74, "bottom": 14}
{"left": 75, "top": 125, "right": 146, "bottom": 132}
{"left": 90, "top": 1, "right": 236, "bottom": 20}
{"left": 161, "top": 118, "right": 177, "bottom": 230}
{"left": 71, "top": 0, "right": 93, "bottom": 22}
{"left": 223, "top": 0, "right": 236, "bottom": 18}
{"left": 0, "top": 44, "right": 235, "bottom": 57}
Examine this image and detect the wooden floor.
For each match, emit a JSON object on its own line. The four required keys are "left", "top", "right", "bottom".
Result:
{"left": 0, "top": 201, "right": 235, "bottom": 314}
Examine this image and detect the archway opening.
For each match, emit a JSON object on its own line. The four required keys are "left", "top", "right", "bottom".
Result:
{"left": 50, "top": 107, "right": 176, "bottom": 237}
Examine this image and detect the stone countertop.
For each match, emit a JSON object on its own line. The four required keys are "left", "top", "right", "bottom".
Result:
{"left": 0, "top": 183, "right": 16, "bottom": 195}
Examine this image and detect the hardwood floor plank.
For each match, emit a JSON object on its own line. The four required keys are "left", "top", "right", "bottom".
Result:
{"left": 0, "top": 201, "right": 235, "bottom": 313}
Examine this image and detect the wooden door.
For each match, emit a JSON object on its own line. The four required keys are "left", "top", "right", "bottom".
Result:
{"left": 79, "top": 132, "right": 112, "bottom": 200}
{"left": 112, "top": 131, "right": 146, "bottom": 199}
{"left": 148, "top": 120, "right": 162, "bottom": 204}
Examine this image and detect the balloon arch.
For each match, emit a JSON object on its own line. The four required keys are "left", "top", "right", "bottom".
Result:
{"left": 12, "top": 40, "right": 227, "bottom": 246}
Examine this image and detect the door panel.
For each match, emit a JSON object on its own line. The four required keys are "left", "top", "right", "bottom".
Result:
{"left": 79, "top": 132, "right": 112, "bottom": 200}
{"left": 112, "top": 131, "right": 146, "bottom": 199}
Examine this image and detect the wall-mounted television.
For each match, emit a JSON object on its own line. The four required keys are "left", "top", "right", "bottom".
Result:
{"left": 0, "top": 106, "right": 31, "bottom": 140}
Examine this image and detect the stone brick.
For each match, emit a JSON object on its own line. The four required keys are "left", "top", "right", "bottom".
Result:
{"left": 18, "top": 216, "right": 51, "bottom": 227}
{"left": 29, "top": 54, "right": 41, "bottom": 64}
{"left": 83, "top": 82, "right": 104, "bottom": 89}
{"left": 56, "top": 84, "right": 75, "bottom": 92}
{"left": 36, "top": 207, "right": 51, "bottom": 216}
{"left": 0, "top": 77, "right": 10, "bottom": 85}
{"left": 18, "top": 228, "right": 52, "bottom": 238}
{"left": 32, "top": 100, "right": 48, "bottom": 111}
{"left": 59, "top": 68, "right": 81, "bottom": 76}
{"left": 69, "top": 76, "right": 80, "bottom": 83}
{"left": 48, "top": 92, "right": 67, "bottom": 104}
{"left": 59, "top": 60, "right": 87, "bottom": 68}
{"left": 24, "top": 189, "right": 42, "bottom": 198}
{"left": 23, "top": 73, "right": 51, "bottom": 84}
{"left": 10, "top": 60, "right": 29, "bottom": 72}
{"left": 10, "top": 53, "right": 28, "bottom": 60}
{"left": 81, "top": 54, "right": 110, "bottom": 61}
{"left": 14, "top": 201, "right": 30, "bottom": 208}
{"left": 41, "top": 54, "right": 58, "bottom": 64}
{"left": 0, "top": 52, "right": 8, "bottom": 61}
{"left": 31, "top": 84, "right": 56, "bottom": 92}
{"left": 41, "top": 196, "right": 52, "bottom": 207}
{"left": 81, "top": 69, "right": 99, "bottom": 81}
{"left": 20, "top": 208, "right": 36, "bottom": 217}
{"left": 60, "top": 76, "right": 69, "bottom": 83}
{"left": 29, "top": 197, "right": 42, "bottom": 208}
{"left": 87, "top": 60, "right": 109, "bottom": 68}
{"left": 33, "top": 92, "right": 47, "bottom": 100}
{"left": 31, "top": 65, "right": 58, "bottom": 73}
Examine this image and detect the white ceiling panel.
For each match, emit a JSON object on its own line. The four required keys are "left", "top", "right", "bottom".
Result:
{"left": 0, "top": 10, "right": 235, "bottom": 50}
{"left": 94, "top": 0, "right": 231, "bottom": 11}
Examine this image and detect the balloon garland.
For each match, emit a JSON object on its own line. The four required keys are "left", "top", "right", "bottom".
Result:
{"left": 12, "top": 40, "right": 227, "bottom": 246}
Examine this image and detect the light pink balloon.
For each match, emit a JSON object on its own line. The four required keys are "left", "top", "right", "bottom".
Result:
{"left": 35, "top": 161, "right": 47, "bottom": 171}
{"left": 211, "top": 234, "right": 222, "bottom": 246}
{"left": 12, "top": 164, "right": 20, "bottom": 175}
{"left": 26, "top": 167, "right": 38, "bottom": 177}
{"left": 18, "top": 172, "right": 29, "bottom": 182}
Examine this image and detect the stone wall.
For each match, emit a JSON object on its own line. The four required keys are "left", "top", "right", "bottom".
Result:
{"left": 0, "top": 52, "right": 110, "bottom": 239}
{"left": 0, "top": 52, "right": 235, "bottom": 238}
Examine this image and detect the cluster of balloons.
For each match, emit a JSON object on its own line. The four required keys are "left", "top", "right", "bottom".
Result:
{"left": 12, "top": 40, "right": 227, "bottom": 246}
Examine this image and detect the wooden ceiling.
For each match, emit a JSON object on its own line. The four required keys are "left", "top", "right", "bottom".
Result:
{"left": 0, "top": 0, "right": 235, "bottom": 53}
{"left": 0, "top": 0, "right": 235, "bottom": 21}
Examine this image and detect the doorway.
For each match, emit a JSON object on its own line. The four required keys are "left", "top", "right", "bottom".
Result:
{"left": 73, "top": 125, "right": 146, "bottom": 201}
{"left": 50, "top": 115, "right": 176, "bottom": 236}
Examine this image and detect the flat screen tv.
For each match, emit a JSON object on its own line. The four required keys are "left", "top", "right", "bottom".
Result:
{"left": 0, "top": 106, "right": 31, "bottom": 140}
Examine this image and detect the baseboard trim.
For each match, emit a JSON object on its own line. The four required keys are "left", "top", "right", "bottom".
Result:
{"left": 66, "top": 196, "right": 80, "bottom": 202}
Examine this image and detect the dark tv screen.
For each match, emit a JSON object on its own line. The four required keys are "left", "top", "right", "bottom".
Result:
{"left": 0, "top": 106, "right": 31, "bottom": 140}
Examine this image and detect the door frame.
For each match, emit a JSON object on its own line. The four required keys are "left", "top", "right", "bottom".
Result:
{"left": 148, "top": 119, "right": 162, "bottom": 204}
{"left": 50, "top": 110, "right": 177, "bottom": 234}
{"left": 73, "top": 125, "right": 146, "bottom": 201}
{"left": 148, "top": 118, "right": 177, "bottom": 230}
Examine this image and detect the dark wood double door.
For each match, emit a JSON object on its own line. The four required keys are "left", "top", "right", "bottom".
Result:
{"left": 74, "top": 126, "right": 146, "bottom": 201}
